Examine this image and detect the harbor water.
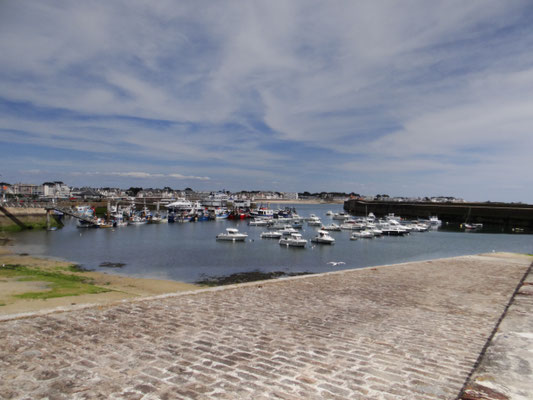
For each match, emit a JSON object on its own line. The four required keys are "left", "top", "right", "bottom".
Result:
{"left": 8, "top": 203, "right": 533, "bottom": 283}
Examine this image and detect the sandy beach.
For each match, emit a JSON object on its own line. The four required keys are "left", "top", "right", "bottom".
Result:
{"left": 0, "top": 246, "right": 201, "bottom": 316}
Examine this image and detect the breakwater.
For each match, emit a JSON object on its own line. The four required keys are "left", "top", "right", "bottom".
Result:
{"left": 344, "top": 199, "right": 533, "bottom": 229}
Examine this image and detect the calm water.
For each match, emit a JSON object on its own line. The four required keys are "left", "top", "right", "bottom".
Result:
{"left": 8, "top": 204, "right": 533, "bottom": 283}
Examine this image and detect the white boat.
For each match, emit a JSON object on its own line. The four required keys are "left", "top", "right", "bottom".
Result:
{"left": 463, "top": 223, "right": 483, "bottom": 231}
{"left": 332, "top": 212, "right": 350, "bottom": 220}
{"left": 307, "top": 216, "right": 322, "bottom": 226}
{"left": 260, "top": 231, "right": 282, "bottom": 239}
{"left": 216, "top": 228, "right": 248, "bottom": 241}
{"left": 250, "top": 207, "right": 274, "bottom": 219}
{"left": 311, "top": 230, "right": 335, "bottom": 245}
{"left": 326, "top": 210, "right": 334, "bottom": 216}
{"left": 129, "top": 215, "right": 147, "bottom": 225}
{"left": 340, "top": 221, "right": 366, "bottom": 230}
{"left": 249, "top": 218, "right": 269, "bottom": 226}
{"left": 351, "top": 230, "right": 374, "bottom": 239}
{"left": 429, "top": 216, "right": 442, "bottom": 225}
{"left": 321, "top": 223, "right": 341, "bottom": 231}
{"left": 165, "top": 198, "right": 193, "bottom": 210}
{"left": 279, "top": 233, "right": 307, "bottom": 248}
{"left": 279, "top": 225, "right": 298, "bottom": 236}
{"left": 380, "top": 225, "right": 408, "bottom": 236}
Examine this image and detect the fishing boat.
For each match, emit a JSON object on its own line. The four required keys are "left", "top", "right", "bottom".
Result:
{"left": 216, "top": 228, "right": 248, "bottom": 241}
{"left": 279, "top": 233, "right": 307, "bottom": 247}
{"left": 215, "top": 208, "right": 230, "bottom": 219}
{"left": 129, "top": 215, "right": 147, "bottom": 225}
{"left": 311, "top": 230, "right": 335, "bottom": 245}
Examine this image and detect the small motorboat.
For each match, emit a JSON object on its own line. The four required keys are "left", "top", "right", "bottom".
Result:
{"left": 321, "top": 223, "right": 341, "bottom": 231}
{"left": 279, "top": 233, "right": 307, "bottom": 248}
{"left": 311, "top": 230, "right": 335, "bottom": 245}
{"left": 307, "top": 216, "right": 322, "bottom": 226}
{"left": 463, "top": 223, "right": 483, "bottom": 231}
{"left": 351, "top": 230, "right": 374, "bottom": 239}
{"left": 249, "top": 218, "right": 269, "bottom": 226}
{"left": 216, "top": 228, "right": 248, "bottom": 241}
{"left": 279, "top": 226, "right": 298, "bottom": 236}
{"left": 260, "top": 231, "right": 282, "bottom": 239}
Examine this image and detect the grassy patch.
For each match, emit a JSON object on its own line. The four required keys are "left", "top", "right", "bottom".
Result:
{"left": 0, "top": 264, "right": 109, "bottom": 300}
{"left": 0, "top": 220, "right": 59, "bottom": 232}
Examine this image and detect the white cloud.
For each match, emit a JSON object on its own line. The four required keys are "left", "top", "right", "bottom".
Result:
{"left": 1, "top": 1, "right": 532, "bottom": 201}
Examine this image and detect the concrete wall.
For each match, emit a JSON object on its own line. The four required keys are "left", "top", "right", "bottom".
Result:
{"left": 344, "top": 200, "right": 533, "bottom": 229}
{"left": 0, "top": 207, "right": 48, "bottom": 230}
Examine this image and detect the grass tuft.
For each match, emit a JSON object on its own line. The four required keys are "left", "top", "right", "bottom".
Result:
{"left": 0, "top": 264, "right": 109, "bottom": 300}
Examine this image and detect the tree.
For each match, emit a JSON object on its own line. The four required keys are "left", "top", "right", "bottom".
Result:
{"left": 126, "top": 187, "right": 143, "bottom": 197}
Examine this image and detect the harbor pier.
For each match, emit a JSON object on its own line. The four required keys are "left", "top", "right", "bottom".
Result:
{"left": 0, "top": 253, "right": 532, "bottom": 399}
{"left": 344, "top": 199, "right": 533, "bottom": 229}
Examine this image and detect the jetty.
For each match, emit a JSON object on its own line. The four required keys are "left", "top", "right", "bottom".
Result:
{"left": 0, "top": 253, "right": 532, "bottom": 399}
{"left": 344, "top": 199, "right": 533, "bottom": 229}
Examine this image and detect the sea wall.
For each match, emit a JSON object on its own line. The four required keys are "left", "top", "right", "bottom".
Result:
{"left": 0, "top": 207, "right": 49, "bottom": 231}
{"left": 344, "top": 199, "right": 533, "bottom": 229}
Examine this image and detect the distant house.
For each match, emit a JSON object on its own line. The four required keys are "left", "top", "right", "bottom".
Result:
{"left": 42, "top": 181, "right": 71, "bottom": 198}
{"left": 12, "top": 183, "right": 44, "bottom": 196}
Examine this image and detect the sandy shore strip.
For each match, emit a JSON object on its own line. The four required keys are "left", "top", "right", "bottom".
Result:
{"left": 0, "top": 247, "right": 201, "bottom": 316}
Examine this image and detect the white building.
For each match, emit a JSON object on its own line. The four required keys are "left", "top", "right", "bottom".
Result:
{"left": 42, "top": 181, "right": 71, "bottom": 198}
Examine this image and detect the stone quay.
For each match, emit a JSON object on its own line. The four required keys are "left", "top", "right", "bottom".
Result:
{"left": 1, "top": 253, "right": 531, "bottom": 399}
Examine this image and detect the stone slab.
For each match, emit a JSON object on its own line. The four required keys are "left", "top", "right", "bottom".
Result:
{"left": 0, "top": 253, "right": 531, "bottom": 400}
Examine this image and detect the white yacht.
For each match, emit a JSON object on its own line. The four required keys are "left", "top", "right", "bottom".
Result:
{"left": 279, "top": 233, "right": 307, "bottom": 247}
{"left": 311, "top": 230, "right": 335, "bottom": 245}
{"left": 165, "top": 198, "right": 193, "bottom": 210}
{"left": 216, "top": 228, "right": 248, "bottom": 241}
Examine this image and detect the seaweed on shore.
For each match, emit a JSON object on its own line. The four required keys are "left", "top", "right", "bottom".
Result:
{"left": 99, "top": 262, "right": 126, "bottom": 268}
{"left": 195, "top": 270, "right": 312, "bottom": 286}
{"left": 67, "top": 264, "right": 91, "bottom": 272}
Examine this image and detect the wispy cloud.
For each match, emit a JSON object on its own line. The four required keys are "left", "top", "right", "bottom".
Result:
{"left": 1, "top": 1, "right": 532, "bottom": 201}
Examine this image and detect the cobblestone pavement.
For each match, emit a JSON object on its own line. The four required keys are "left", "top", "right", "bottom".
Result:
{"left": 461, "top": 254, "right": 533, "bottom": 400}
{"left": 0, "top": 253, "right": 531, "bottom": 400}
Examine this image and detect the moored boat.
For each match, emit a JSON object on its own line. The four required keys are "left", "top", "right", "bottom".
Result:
{"left": 216, "top": 228, "right": 248, "bottom": 241}
{"left": 260, "top": 231, "right": 282, "bottom": 239}
{"left": 311, "top": 230, "right": 335, "bottom": 245}
{"left": 279, "top": 233, "right": 307, "bottom": 248}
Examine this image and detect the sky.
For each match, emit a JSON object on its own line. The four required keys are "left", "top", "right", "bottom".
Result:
{"left": 1, "top": 1, "right": 532, "bottom": 202}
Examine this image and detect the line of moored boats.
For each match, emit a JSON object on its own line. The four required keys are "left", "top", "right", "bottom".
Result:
{"left": 215, "top": 211, "right": 443, "bottom": 248}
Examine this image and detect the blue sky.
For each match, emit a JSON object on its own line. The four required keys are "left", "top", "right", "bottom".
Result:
{"left": 1, "top": 1, "right": 532, "bottom": 202}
